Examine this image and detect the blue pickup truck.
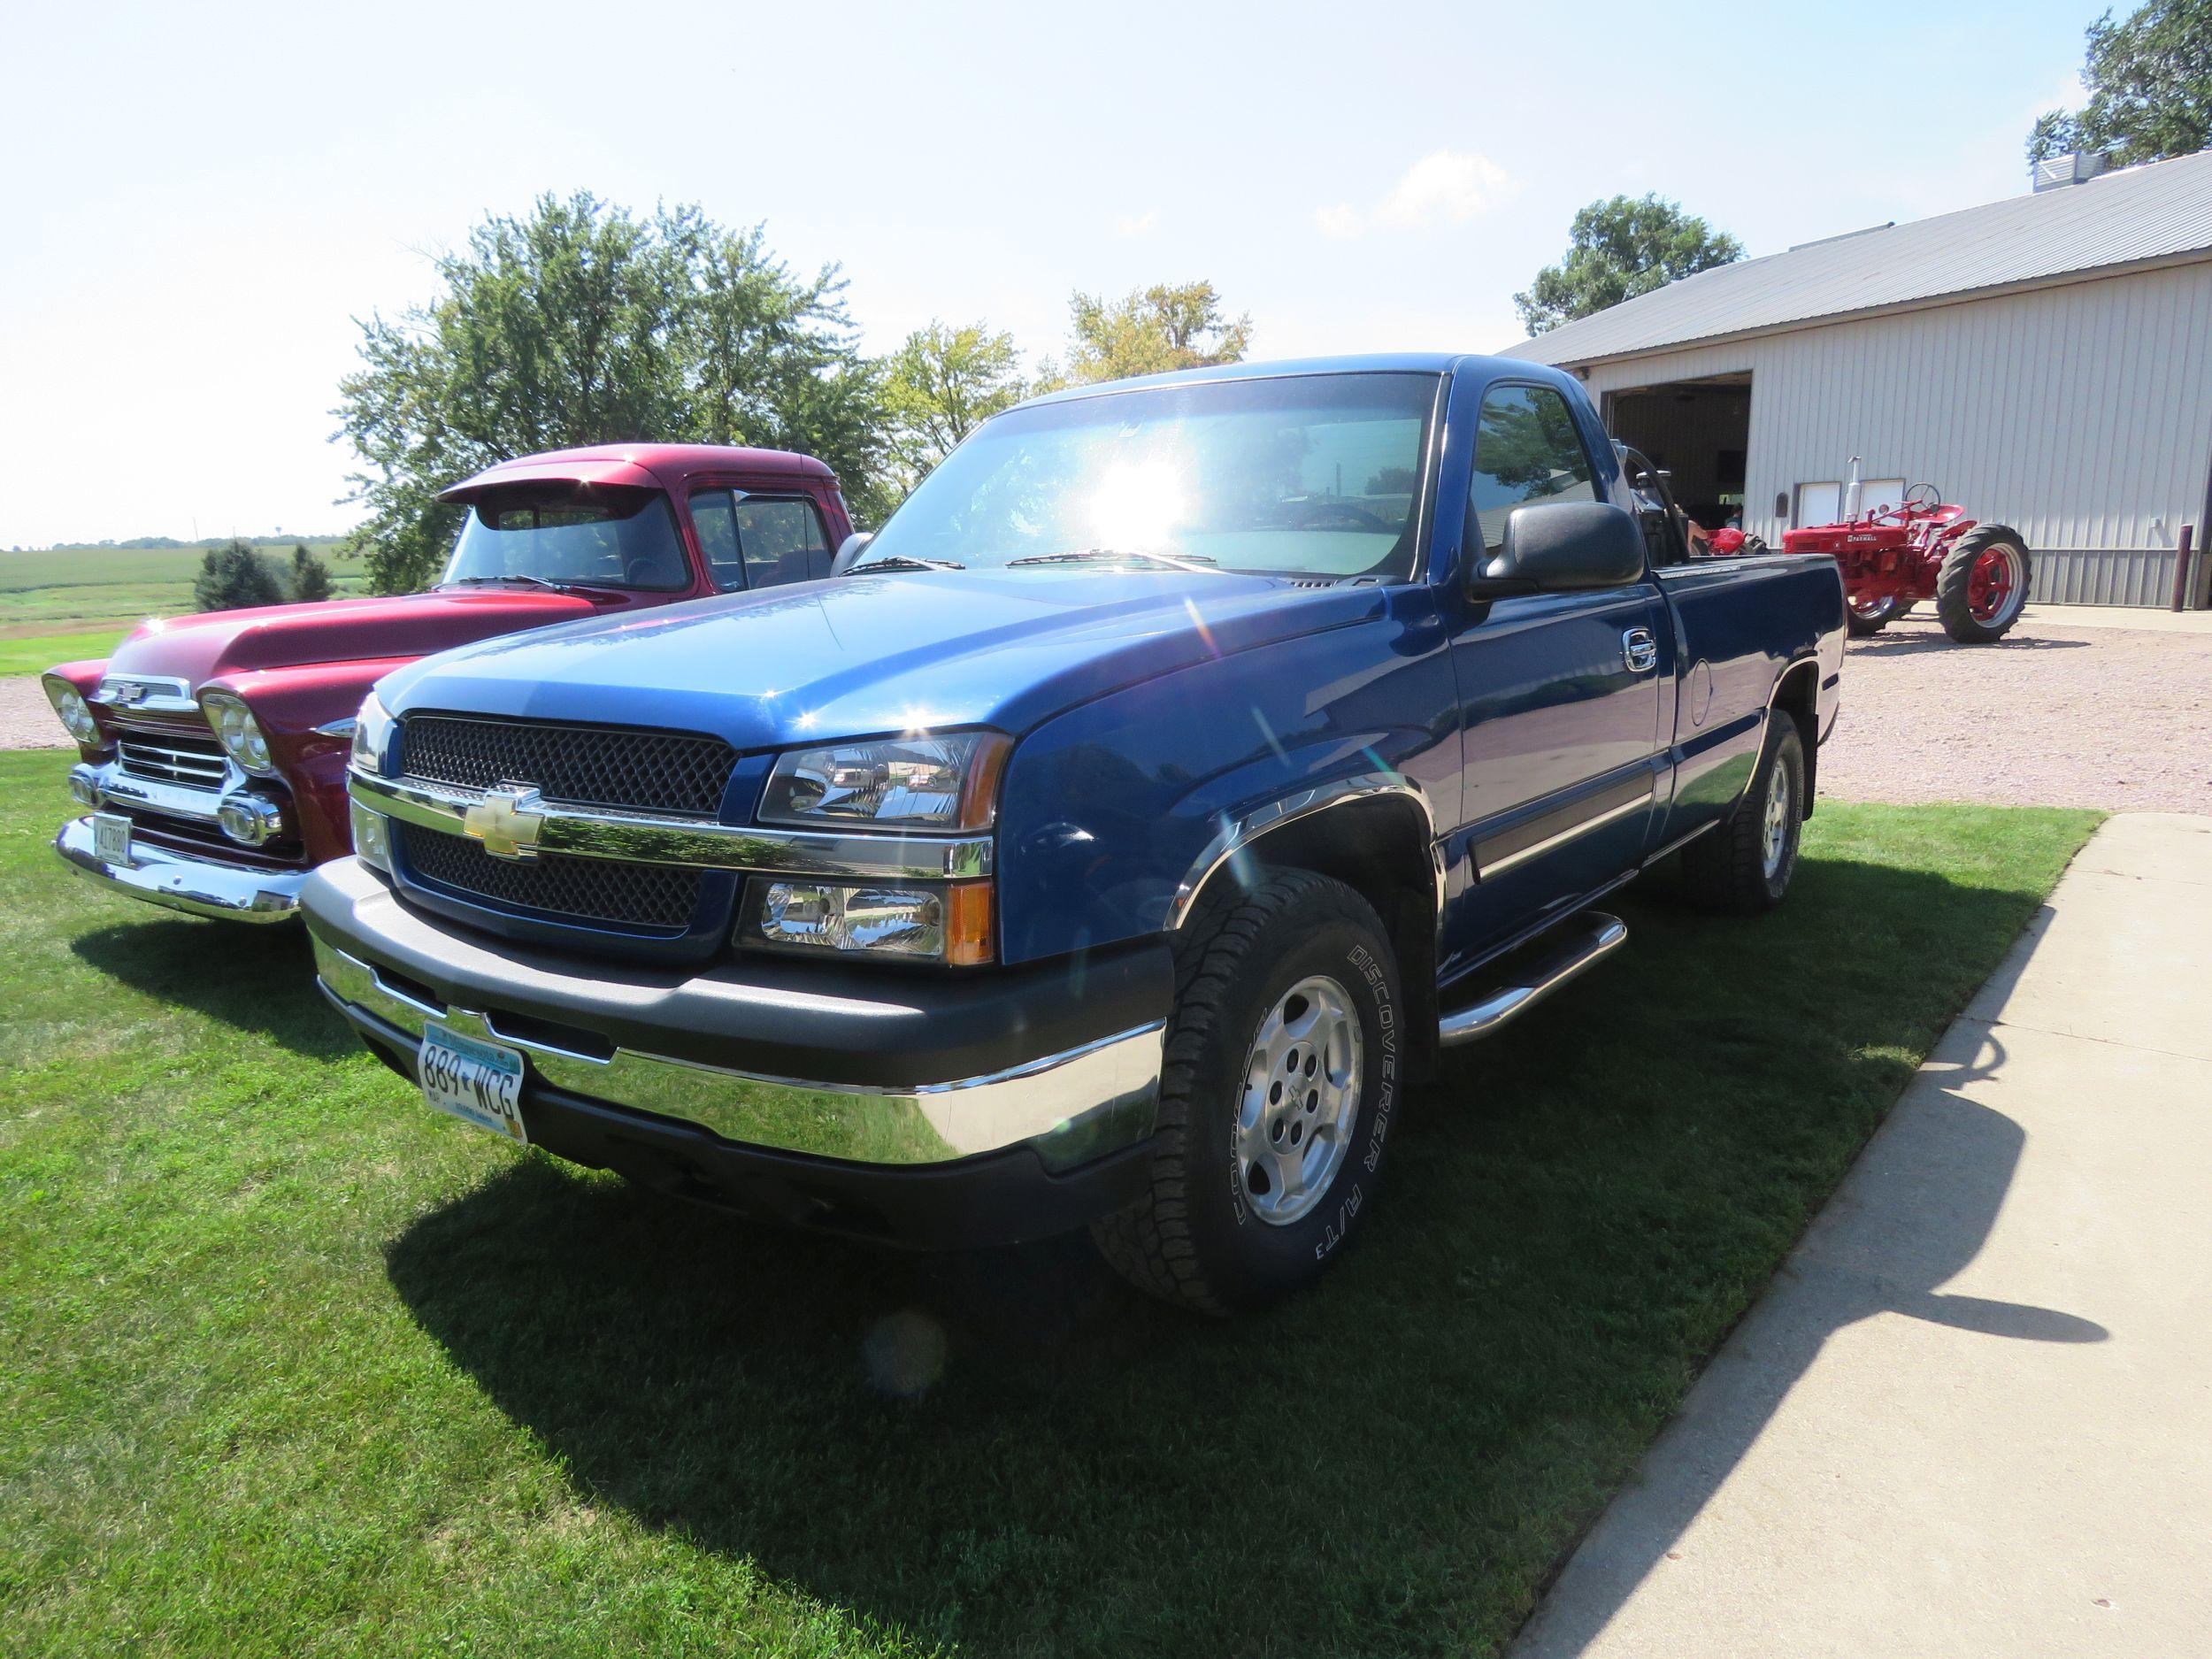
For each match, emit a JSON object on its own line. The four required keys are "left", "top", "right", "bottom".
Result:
{"left": 304, "top": 355, "right": 1845, "bottom": 1312}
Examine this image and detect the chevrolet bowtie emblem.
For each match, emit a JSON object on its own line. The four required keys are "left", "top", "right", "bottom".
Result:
{"left": 463, "top": 785, "right": 546, "bottom": 861}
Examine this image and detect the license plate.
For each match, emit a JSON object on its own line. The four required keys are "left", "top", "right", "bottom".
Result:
{"left": 92, "top": 812, "right": 132, "bottom": 866}
{"left": 418, "top": 1023, "right": 528, "bottom": 1143}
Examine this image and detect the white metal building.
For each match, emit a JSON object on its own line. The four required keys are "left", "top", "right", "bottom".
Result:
{"left": 1507, "top": 150, "right": 2212, "bottom": 607}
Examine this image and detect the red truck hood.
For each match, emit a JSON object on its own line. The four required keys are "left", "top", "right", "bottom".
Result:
{"left": 101, "top": 588, "right": 600, "bottom": 690}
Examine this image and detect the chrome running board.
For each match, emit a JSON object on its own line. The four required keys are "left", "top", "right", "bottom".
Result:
{"left": 1437, "top": 911, "right": 1629, "bottom": 1048}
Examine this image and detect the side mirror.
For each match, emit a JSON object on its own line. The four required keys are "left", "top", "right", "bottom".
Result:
{"left": 1470, "top": 502, "right": 1646, "bottom": 595}
{"left": 830, "top": 531, "right": 874, "bottom": 576}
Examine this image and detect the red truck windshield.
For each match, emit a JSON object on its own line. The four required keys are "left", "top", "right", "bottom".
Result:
{"left": 441, "top": 490, "right": 690, "bottom": 591}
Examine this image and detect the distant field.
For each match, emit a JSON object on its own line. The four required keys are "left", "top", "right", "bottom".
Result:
{"left": 0, "top": 631, "right": 127, "bottom": 677}
{"left": 0, "top": 543, "right": 365, "bottom": 649}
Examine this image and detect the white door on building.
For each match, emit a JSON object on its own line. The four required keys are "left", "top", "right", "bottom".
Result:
{"left": 1795, "top": 480, "right": 1842, "bottom": 526}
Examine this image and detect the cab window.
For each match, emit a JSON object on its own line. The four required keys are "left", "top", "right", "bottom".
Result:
{"left": 1466, "top": 384, "right": 1598, "bottom": 553}
{"left": 691, "top": 491, "right": 832, "bottom": 591}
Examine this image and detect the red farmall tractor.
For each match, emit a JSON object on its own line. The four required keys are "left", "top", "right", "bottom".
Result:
{"left": 1783, "top": 485, "right": 2033, "bottom": 643}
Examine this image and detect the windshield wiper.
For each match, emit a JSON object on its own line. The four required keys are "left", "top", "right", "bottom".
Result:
{"left": 1005, "top": 547, "right": 1220, "bottom": 572}
{"left": 438, "top": 574, "right": 624, "bottom": 596}
{"left": 848, "top": 554, "right": 966, "bottom": 574}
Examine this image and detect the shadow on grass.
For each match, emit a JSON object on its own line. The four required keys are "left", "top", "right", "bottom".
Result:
{"left": 70, "top": 918, "right": 351, "bottom": 1060}
{"left": 382, "top": 849, "right": 2100, "bottom": 1657}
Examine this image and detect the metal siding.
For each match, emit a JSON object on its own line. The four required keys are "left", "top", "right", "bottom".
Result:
{"left": 1510, "top": 150, "right": 2212, "bottom": 365}
{"left": 1575, "top": 263, "right": 2212, "bottom": 603}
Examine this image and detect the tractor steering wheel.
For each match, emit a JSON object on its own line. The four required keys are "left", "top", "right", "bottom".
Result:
{"left": 1870, "top": 482, "right": 1944, "bottom": 523}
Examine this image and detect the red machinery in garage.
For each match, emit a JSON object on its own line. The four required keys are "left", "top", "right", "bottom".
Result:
{"left": 1783, "top": 483, "right": 2033, "bottom": 643}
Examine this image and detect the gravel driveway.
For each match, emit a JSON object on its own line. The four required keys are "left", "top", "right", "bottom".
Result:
{"left": 1820, "top": 618, "right": 2212, "bottom": 812}
{"left": 1, "top": 677, "right": 65, "bottom": 750}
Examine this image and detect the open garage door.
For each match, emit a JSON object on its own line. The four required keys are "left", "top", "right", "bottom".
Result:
{"left": 1603, "top": 373, "right": 1751, "bottom": 535}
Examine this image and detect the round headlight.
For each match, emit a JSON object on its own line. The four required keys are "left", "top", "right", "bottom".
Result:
{"left": 42, "top": 676, "right": 100, "bottom": 746}
{"left": 200, "top": 692, "right": 274, "bottom": 773}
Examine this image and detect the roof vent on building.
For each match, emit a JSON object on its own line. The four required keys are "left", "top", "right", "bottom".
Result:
{"left": 2033, "top": 150, "right": 2109, "bottom": 191}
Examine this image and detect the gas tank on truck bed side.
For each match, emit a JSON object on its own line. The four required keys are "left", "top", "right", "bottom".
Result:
{"left": 301, "top": 355, "right": 1844, "bottom": 1312}
{"left": 42, "top": 443, "right": 850, "bottom": 923}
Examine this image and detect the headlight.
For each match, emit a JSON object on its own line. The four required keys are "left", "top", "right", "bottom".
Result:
{"left": 199, "top": 689, "right": 273, "bottom": 773}
{"left": 742, "top": 878, "right": 994, "bottom": 964}
{"left": 758, "top": 733, "right": 1008, "bottom": 830}
{"left": 349, "top": 692, "right": 396, "bottom": 774}
{"left": 349, "top": 799, "right": 392, "bottom": 874}
{"left": 42, "top": 675, "right": 100, "bottom": 746}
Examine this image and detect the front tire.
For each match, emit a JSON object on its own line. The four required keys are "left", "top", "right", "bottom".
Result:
{"left": 1845, "top": 590, "right": 1911, "bottom": 637}
{"left": 1679, "top": 713, "right": 1806, "bottom": 915}
{"left": 1936, "top": 526, "right": 2031, "bottom": 642}
{"left": 1091, "top": 872, "right": 1402, "bottom": 1314}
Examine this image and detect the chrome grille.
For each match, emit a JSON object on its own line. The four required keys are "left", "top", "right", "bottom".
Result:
{"left": 118, "top": 729, "right": 228, "bottom": 790}
{"left": 399, "top": 716, "right": 737, "bottom": 818}
{"left": 397, "top": 824, "right": 703, "bottom": 931}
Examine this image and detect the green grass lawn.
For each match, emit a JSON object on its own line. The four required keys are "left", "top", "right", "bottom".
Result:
{"left": 0, "top": 749, "right": 2100, "bottom": 1656}
{"left": 0, "top": 629, "right": 133, "bottom": 677}
{"left": 0, "top": 544, "right": 365, "bottom": 649}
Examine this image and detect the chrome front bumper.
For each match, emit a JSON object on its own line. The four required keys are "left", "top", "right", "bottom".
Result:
{"left": 303, "top": 862, "right": 1165, "bottom": 1173}
{"left": 55, "top": 815, "right": 307, "bottom": 923}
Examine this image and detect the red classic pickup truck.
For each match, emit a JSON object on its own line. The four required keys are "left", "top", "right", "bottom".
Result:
{"left": 42, "top": 443, "right": 852, "bottom": 921}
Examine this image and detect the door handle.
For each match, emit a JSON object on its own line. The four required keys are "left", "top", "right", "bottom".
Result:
{"left": 1622, "top": 626, "right": 1659, "bottom": 673}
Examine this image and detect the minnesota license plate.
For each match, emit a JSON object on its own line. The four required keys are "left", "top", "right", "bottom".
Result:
{"left": 418, "top": 1023, "right": 527, "bottom": 1142}
{"left": 92, "top": 812, "right": 132, "bottom": 866}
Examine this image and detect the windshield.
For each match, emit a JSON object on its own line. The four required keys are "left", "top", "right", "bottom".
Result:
{"left": 440, "top": 489, "right": 690, "bottom": 591}
{"left": 863, "top": 372, "right": 1440, "bottom": 580}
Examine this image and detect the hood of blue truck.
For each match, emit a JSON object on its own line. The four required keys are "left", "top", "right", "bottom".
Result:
{"left": 375, "top": 567, "right": 1387, "bottom": 746}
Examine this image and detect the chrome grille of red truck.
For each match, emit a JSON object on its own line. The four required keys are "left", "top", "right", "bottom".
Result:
{"left": 116, "top": 729, "right": 228, "bottom": 790}
{"left": 399, "top": 715, "right": 737, "bottom": 818}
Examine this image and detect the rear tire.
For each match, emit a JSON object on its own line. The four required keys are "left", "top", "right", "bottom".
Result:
{"left": 1936, "top": 526, "right": 2031, "bottom": 642}
{"left": 1678, "top": 714, "right": 1806, "bottom": 915}
{"left": 1090, "top": 872, "right": 1402, "bottom": 1315}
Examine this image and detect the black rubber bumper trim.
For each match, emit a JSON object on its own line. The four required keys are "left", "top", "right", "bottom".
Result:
{"left": 303, "top": 857, "right": 1173, "bottom": 1090}
{"left": 347, "top": 1008, "right": 1153, "bottom": 1248}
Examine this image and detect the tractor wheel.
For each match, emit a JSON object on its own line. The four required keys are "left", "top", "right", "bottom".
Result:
{"left": 1936, "top": 526, "right": 2032, "bottom": 643}
{"left": 1845, "top": 591, "right": 1912, "bottom": 637}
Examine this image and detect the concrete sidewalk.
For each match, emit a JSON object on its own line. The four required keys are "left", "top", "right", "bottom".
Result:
{"left": 1513, "top": 813, "right": 2212, "bottom": 1658}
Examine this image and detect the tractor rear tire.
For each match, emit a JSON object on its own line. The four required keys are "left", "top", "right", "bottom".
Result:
{"left": 1936, "top": 526, "right": 2032, "bottom": 643}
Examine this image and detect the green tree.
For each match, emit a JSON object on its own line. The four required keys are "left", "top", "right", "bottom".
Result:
{"left": 193, "top": 540, "right": 286, "bottom": 611}
{"left": 335, "top": 192, "right": 887, "bottom": 590}
{"left": 1514, "top": 195, "right": 1744, "bottom": 335}
{"left": 1040, "top": 281, "right": 1252, "bottom": 388}
{"left": 2028, "top": 0, "right": 2212, "bottom": 165}
{"left": 288, "top": 542, "right": 334, "bottom": 603}
{"left": 882, "top": 321, "right": 1027, "bottom": 496}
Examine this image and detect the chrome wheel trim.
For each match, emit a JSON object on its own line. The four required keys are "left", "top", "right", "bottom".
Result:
{"left": 1234, "top": 974, "right": 1362, "bottom": 1227}
{"left": 1761, "top": 757, "right": 1793, "bottom": 879}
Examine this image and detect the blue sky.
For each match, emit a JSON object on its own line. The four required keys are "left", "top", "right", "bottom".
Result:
{"left": 0, "top": 0, "right": 2099, "bottom": 547}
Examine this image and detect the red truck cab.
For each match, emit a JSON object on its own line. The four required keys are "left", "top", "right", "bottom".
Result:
{"left": 43, "top": 443, "right": 851, "bottom": 922}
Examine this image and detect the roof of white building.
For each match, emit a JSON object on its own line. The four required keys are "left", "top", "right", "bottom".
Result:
{"left": 1508, "top": 150, "right": 2212, "bottom": 367}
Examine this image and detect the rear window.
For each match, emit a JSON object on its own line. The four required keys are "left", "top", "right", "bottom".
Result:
{"left": 442, "top": 489, "right": 690, "bottom": 591}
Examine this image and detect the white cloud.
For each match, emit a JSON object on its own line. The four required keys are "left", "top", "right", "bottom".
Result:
{"left": 1114, "top": 210, "right": 1157, "bottom": 237}
{"left": 1313, "top": 203, "right": 1364, "bottom": 240}
{"left": 1316, "top": 149, "right": 1514, "bottom": 239}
